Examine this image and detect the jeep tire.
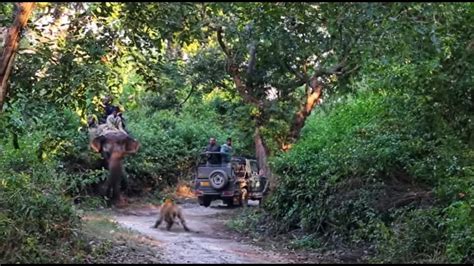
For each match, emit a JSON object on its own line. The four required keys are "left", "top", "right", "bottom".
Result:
{"left": 209, "top": 170, "right": 228, "bottom": 190}
{"left": 198, "top": 196, "right": 211, "bottom": 207}
{"left": 223, "top": 198, "right": 234, "bottom": 207}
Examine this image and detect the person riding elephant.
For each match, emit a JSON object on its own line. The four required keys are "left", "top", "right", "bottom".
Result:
{"left": 99, "top": 95, "right": 116, "bottom": 124}
{"left": 105, "top": 106, "right": 126, "bottom": 134}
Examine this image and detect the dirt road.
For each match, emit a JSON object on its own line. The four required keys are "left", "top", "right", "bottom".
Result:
{"left": 113, "top": 200, "right": 294, "bottom": 264}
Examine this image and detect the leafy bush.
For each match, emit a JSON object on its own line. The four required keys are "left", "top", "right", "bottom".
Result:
{"left": 0, "top": 110, "right": 109, "bottom": 263}
{"left": 264, "top": 90, "right": 473, "bottom": 263}
{"left": 0, "top": 146, "right": 81, "bottom": 263}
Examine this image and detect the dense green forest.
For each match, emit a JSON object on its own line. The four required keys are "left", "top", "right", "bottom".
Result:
{"left": 0, "top": 2, "right": 472, "bottom": 263}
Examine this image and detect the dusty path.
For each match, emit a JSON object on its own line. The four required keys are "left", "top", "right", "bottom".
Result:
{"left": 113, "top": 200, "right": 294, "bottom": 264}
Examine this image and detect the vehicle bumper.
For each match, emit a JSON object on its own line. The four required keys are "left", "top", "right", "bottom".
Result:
{"left": 195, "top": 188, "right": 237, "bottom": 198}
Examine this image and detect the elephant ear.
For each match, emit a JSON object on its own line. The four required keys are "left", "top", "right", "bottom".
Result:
{"left": 91, "top": 135, "right": 106, "bottom": 153}
{"left": 125, "top": 137, "right": 140, "bottom": 154}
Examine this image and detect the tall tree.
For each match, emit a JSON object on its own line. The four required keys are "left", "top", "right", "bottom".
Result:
{"left": 0, "top": 2, "right": 34, "bottom": 111}
{"left": 186, "top": 3, "right": 368, "bottom": 182}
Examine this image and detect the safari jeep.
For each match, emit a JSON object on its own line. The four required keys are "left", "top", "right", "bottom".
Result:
{"left": 193, "top": 152, "right": 268, "bottom": 207}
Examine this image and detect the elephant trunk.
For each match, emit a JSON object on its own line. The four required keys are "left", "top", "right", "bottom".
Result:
{"left": 107, "top": 154, "right": 124, "bottom": 204}
{"left": 109, "top": 155, "right": 124, "bottom": 178}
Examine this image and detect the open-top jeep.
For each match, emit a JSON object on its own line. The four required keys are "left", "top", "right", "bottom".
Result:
{"left": 194, "top": 152, "right": 268, "bottom": 207}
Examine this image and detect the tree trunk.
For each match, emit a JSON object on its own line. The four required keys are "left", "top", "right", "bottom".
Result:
{"left": 286, "top": 78, "right": 323, "bottom": 149}
{"left": 0, "top": 2, "right": 35, "bottom": 111}
{"left": 216, "top": 27, "right": 273, "bottom": 189}
{"left": 254, "top": 126, "right": 276, "bottom": 190}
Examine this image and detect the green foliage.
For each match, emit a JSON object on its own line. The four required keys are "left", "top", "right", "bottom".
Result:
{"left": 0, "top": 149, "right": 81, "bottom": 263}
{"left": 0, "top": 103, "right": 109, "bottom": 263}
{"left": 372, "top": 208, "right": 447, "bottom": 263}
{"left": 265, "top": 90, "right": 473, "bottom": 262}
{"left": 442, "top": 201, "right": 474, "bottom": 263}
{"left": 373, "top": 201, "right": 473, "bottom": 263}
{"left": 288, "top": 234, "right": 324, "bottom": 250}
{"left": 123, "top": 92, "right": 252, "bottom": 192}
{"left": 241, "top": 3, "right": 474, "bottom": 263}
{"left": 226, "top": 207, "right": 268, "bottom": 236}
{"left": 0, "top": 2, "right": 13, "bottom": 26}
{"left": 186, "top": 2, "right": 371, "bottom": 147}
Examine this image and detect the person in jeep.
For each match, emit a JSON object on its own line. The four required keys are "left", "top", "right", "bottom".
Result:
{"left": 220, "top": 137, "right": 233, "bottom": 162}
{"left": 205, "top": 137, "right": 221, "bottom": 164}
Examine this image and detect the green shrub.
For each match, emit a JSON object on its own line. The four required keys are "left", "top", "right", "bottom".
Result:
{"left": 0, "top": 164, "right": 81, "bottom": 263}
{"left": 0, "top": 123, "right": 91, "bottom": 263}
{"left": 373, "top": 208, "right": 446, "bottom": 263}
{"left": 265, "top": 90, "right": 473, "bottom": 262}
{"left": 442, "top": 200, "right": 474, "bottom": 263}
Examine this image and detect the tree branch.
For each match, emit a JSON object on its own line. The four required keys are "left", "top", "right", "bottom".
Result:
{"left": 285, "top": 55, "right": 355, "bottom": 146}
{"left": 178, "top": 85, "right": 194, "bottom": 108}
{"left": 246, "top": 41, "right": 257, "bottom": 77}
{"left": 274, "top": 79, "right": 307, "bottom": 91}
{"left": 311, "top": 56, "right": 348, "bottom": 79}
{"left": 284, "top": 61, "right": 308, "bottom": 82}
{"left": 215, "top": 27, "right": 259, "bottom": 105}
{"left": 216, "top": 26, "right": 230, "bottom": 57}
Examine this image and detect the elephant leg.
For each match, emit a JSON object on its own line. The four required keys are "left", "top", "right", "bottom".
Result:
{"left": 100, "top": 174, "right": 110, "bottom": 197}
{"left": 111, "top": 176, "right": 121, "bottom": 205}
{"left": 121, "top": 174, "right": 129, "bottom": 193}
{"left": 106, "top": 180, "right": 113, "bottom": 200}
{"left": 101, "top": 181, "right": 112, "bottom": 207}
{"left": 102, "top": 158, "right": 109, "bottom": 170}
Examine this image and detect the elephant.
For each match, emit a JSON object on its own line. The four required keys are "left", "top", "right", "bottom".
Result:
{"left": 90, "top": 131, "right": 139, "bottom": 206}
